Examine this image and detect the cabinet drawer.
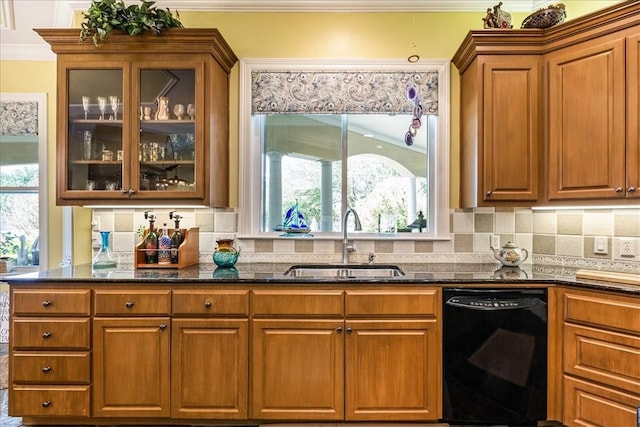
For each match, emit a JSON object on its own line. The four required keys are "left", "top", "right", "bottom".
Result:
{"left": 564, "top": 323, "right": 640, "bottom": 394}
{"left": 12, "top": 289, "right": 91, "bottom": 316}
{"left": 12, "top": 319, "right": 90, "bottom": 350}
{"left": 12, "top": 352, "right": 90, "bottom": 384}
{"left": 563, "top": 376, "right": 640, "bottom": 427}
{"left": 564, "top": 290, "right": 640, "bottom": 334}
{"left": 173, "top": 290, "right": 249, "bottom": 316}
{"left": 10, "top": 385, "right": 90, "bottom": 417}
{"left": 345, "top": 289, "right": 439, "bottom": 317}
{"left": 94, "top": 290, "right": 171, "bottom": 315}
{"left": 252, "top": 290, "right": 343, "bottom": 316}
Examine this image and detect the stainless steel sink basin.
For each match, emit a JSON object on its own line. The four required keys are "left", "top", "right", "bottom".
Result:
{"left": 283, "top": 264, "right": 405, "bottom": 278}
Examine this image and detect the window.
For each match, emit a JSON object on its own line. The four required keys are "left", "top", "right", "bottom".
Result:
{"left": 0, "top": 93, "right": 48, "bottom": 270}
{"left": 239, "top": 59, "right": 449, "bottom": 239}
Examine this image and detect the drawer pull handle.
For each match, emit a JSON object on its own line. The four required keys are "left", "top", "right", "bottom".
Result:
{"left": 42, "top": 366, "right": 52, "bottom": 373}
{"left": 204, "top": 301, "right": 212, "bottom": 308}
{"left": 42, "top": 332, "right": 52, "bottom": 339}
{"left": 159, "top": 324, "right": 167, "bottom": 330}
{"left": 125, "top": 301, "right": 135, "bottom": 308}
{"left": 42, "top": 401, "right": 51, "bottom": 408}
{"left": 42, "top": 300, "right": 52, "bottom": 307}
{"left": 336, "top": 326, "right": 343, "bottom": 333}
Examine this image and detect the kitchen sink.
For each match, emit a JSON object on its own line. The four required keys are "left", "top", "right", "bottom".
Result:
{"left": 283, "top": 264, "right": 405, "bottom": 278}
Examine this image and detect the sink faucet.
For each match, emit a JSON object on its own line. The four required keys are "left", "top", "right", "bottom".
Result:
{"left": 342, "top": 207, "right": 362, "bottom": 264}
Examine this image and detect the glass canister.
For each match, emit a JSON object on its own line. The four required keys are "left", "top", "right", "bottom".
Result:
{"left": 92, "top": 231, "right": 118, "bottom": 269}
{"left": 213, "top": 238, "right": 239, "bottom": 268}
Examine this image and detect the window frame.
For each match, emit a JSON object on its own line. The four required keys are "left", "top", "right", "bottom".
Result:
{"left": 238, "top": 58, "right": 450, "bottom": 240}
{"left": 0, "top": 92, "right": 48, "bottom": 271}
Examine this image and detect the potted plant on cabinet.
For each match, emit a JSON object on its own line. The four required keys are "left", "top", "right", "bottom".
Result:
{"left": 79, "top": 0, "right": 183, "bottom": 46}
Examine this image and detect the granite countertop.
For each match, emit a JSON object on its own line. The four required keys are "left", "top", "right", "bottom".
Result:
{"left": 4, "top": 262, "right": 639, "bottom": 295}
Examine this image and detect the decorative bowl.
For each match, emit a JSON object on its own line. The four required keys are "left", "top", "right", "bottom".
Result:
{"left": 521, "top": 4, "right": 566, "bottom": 29}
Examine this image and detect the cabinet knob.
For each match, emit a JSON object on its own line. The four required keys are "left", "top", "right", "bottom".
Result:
{"left": 486, "top": 191, "right": 493, "bottom": 196}
{"left": 346, "top": 327, "right": 353, "bottom": 334}
{"left": 628, "top": 187, "right": 636, "bottom": 193}
{"left": 128, "top": 189, "right": 135, "bottom": 195}
{"left": 336, "top": 326, "right": 343, "bottom": 333}
{"left": 42, "top": 300, "right": 52, "bottom": 307}
{"left": 120, "top": 189, "right": 128, "bottom": 195}
{"left": 42, "top": 366, "right": 52, "bottom": 374}
{"left": 159, "top": 324, "right": 167, "bottom": 330}
{"left": 615, "top": 187, "right": 623, "bottom": 193}
{"left": 42, "top": 332, "right": 52, "bottom": 339}
{"left": 204, "top": 301, "right": 212, "bottom": 308}
{"left": 125, "top": 301, "right": 134, "bottom": 308}
{"left": 41, "top": 401, "right": 51, "bottom": 408}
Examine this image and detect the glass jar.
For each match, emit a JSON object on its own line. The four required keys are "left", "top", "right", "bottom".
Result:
{"left": 92, "top": 231, "right": 118, "bottom": 269}
{"left": 213, "top": 238, "right": 239, "bottom": 268}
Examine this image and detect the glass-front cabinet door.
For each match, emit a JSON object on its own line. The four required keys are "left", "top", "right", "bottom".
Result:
{"left": 39, "top": 28, "right": 237, "bottom": 207}
{"left": 134, "top": 63, "right": 204, "bottom": 200}
{"left": 66, "top": 64, "right": 127, "bottom": 197}
{"left": 61, "top": 61, "right": 205, "bottom": 202}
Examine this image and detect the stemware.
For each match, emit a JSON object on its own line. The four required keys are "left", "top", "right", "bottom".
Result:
{"left": 109, "top": 96, "right": 120, "bottom": 120}
{"left": 82, "top": 96, "right": 90, "bottom": 120}
{"left": 97, "top": 96, "right": 107, "bottom": 120}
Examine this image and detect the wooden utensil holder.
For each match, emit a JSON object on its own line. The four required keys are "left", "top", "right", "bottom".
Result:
{"left": 135, "top": 227, "right": 199, "bottom": 269}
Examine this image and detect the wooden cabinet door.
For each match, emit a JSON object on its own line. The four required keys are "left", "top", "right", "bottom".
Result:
{"left": 547, "top": 36, "right": 627, "bottom": 200}
{"left": 171, "top": 318, "right": 248, "bottom": 419}
{"left": 345, "top": 319, "right": 441, "bottom": 421}
{"left": 93, "top": 317, "right": 170, "bottom": 417}
{"left": 480, "top": 56, "right": 540, "bottom": 203}
{"left": 627, "top": 33, "right": 640, "bottom": 199}
{"left": 251, "top": 318, "right": 344, "bottom": 420}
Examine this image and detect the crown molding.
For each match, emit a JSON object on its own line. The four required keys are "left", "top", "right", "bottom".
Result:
{"left": 65, "top": 0, "right": 556, "bottom": 13}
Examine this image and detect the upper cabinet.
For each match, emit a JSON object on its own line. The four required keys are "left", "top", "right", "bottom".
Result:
{"left": 452, "top": 1, "right": 640, "bottom": 207}
{"left": 36, "top": 29, "right": 238, "bottom": 207}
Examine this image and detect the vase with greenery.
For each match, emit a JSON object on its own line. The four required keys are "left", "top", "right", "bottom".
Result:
{"left": 79, "top": 0, "right": 183, "bottom": 46}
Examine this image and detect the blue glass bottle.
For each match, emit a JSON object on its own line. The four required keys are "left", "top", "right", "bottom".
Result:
{"left": 92, "top": 231, "right": 117, "bottom": 269}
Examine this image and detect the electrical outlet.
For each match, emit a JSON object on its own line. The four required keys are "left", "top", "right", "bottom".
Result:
{"left": 614, "top": 237, "right": 639, "bottom": 260}
{"left": 91, "top": 218, "right": 100, "bottom": 231}
{"left": 620, "top": 238, "right": 638, "bottom": 258}
{"left": 490, "top": 234, "right": 500, "bottom": 249}
{"left": 594, "top": 236, "right": 608, "bottom": 254}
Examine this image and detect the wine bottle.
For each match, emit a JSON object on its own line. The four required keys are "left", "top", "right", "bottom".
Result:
{"left": 169, "top": 211, "right": 184, "bottom": 264}
{"left": 144, "top": 212, "right": 158, "bottom": 264}
{"left": 158, "top": 223, "right": 172, "bottom": 264}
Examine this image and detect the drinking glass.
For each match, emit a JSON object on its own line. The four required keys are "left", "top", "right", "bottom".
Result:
{"left": 97, "top": 96, "right": 107, "bottom": 120}
{"left": 109, "top": 96, "right": 120, "bottom": 120}
{"left": 82, "top": 96, "right": 90, "bottom": 120}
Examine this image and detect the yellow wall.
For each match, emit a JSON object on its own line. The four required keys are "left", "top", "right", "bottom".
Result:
{"left": 0, "top": 0, "right": 622, "bottom": 266}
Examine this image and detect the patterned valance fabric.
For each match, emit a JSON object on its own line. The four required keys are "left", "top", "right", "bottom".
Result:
{"left": 252, "top": 71, "right": 438, "bottom": 114}
{"left": 0, "top": 101, "right": 38, "bottom": 135}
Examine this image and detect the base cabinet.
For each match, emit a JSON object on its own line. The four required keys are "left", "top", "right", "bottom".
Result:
{"left": 345, "top": 319, "right": 440, "bottom": 420}
{"left": 560, "top": 288, "right": 640, "bottom": 427}
{"left": 171, "top": 318, "right": 248, "bottom": 419}
{"left": 93, "top": 317, "right": 171, "bottom": 417}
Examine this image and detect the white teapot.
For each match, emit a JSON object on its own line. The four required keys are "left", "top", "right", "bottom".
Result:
{"left": 491, "top": 240, "right": 528, "bottom": 267}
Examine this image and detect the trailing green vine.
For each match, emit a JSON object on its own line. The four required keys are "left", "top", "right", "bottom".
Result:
{"left": 79, "top": 0, "right": 183, "bottom": 46}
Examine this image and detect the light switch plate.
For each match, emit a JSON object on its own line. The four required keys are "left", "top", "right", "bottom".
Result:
{"left": 594, "top": 236, "right": 608, "bottom": 254}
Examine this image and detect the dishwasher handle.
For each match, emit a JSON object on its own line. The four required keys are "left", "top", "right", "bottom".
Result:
{"left": 445, "top": 295, "right": 546, "bottom": 311}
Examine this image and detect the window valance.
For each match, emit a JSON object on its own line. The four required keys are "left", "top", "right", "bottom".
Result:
{"left": 251, "top": 71, "right": 438, "bottom": 114}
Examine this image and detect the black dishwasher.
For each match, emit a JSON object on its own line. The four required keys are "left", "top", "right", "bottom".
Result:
{"left": 442, "top": 288, "right": 547, "bottom": 426}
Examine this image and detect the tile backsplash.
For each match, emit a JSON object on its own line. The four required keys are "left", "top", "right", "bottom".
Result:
{"left": 92, "top": 207, "right": 640, "bottom": 273}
